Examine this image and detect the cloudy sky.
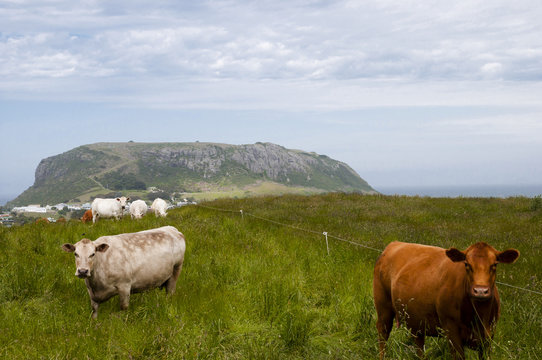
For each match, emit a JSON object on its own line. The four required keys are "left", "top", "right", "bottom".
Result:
{"left": 1, "top": 0, "right": 542, "bottom": 203}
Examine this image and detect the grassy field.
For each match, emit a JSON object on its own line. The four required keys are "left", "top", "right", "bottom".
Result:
{"left": 1, "top": 193, "right": 541, "bottom": 359}
{"left": 183, "top": 181, "right": 327, "bottom": 202}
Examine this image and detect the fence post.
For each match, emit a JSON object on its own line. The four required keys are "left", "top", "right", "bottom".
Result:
{"left": 240, "top": 209, "right": 244, "bottom": 220}
{"left": 323, "top": 232, "right": 329, "bottom": 255}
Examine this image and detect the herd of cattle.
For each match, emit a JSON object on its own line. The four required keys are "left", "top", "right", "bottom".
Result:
{"left": 80, "top": 196, "right": 169, "bottom": 223}
{"left": 62, "top": 197, "right": 521, "bottom": 359}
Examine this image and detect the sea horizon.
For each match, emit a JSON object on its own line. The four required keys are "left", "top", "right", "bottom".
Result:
{"left": 377, "top": 184, "right": 542, "bottom": 198}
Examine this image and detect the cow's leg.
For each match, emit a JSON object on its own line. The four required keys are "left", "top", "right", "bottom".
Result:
{"left": 92, "top": 213, "right": 97, "bottom": 223}
{"left": 374, "top": 282, "right": 394, "bottom": 359}
{"left": 376, "top": 308, "right": 394, "bottom": 359}
{"left": 90, "top": 299, "right": 99, "bottom": 319}
{"left": 477, "top": 339, "right": 492, "bottom": 360}
{"left": 477, "top": 347, "right": 486, "bottom": 360}
{"left": 413, "top": 333, "right": 426, "bottom": 359}
{"left": 442, "top": 322, "right": 465, "bottom": 360}
{"left": 165, "top": 261, "right": 184, "bottom": 294}
{"left": 117, "top": 284, "right": 131, "bottom": 310}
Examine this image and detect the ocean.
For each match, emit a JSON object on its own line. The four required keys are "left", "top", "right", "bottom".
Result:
{"left": 377, "top": 184, "right": 542, "bottom": 198}
{"left": 0, "top": 196, "right": 15, "bottom": 207}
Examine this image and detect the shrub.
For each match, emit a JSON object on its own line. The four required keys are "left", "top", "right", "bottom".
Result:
{"left": 148, "top": 191, "right": 170, "bottom": 201}
{"left": 531, "top": 195, "right": 542, "bottom": 211}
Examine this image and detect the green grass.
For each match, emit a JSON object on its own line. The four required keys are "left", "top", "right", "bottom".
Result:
{"left": 183, "top": 181, "right": 327, "bottom": 202}
{"left": 1, "top": 193, "right": 541, "bottom": 359}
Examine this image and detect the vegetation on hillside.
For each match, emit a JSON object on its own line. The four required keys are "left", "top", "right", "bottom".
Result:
{"left": 7, "top": 142, "right": 375, "bottom": 207}
{"left": 1, "top": 194, "right": 540, "bottom": 359}
{"left": 98, "top": 170, "right": 147, "bottom": 191}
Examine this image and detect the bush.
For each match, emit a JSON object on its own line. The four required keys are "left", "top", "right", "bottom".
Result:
{"left": 70, "top": 209, "right": 86, "bottom": 219}
{"left": 148, "top": 191, "right": 170, "bottom": 201}
{"left": 531, "top": 195, "right": 542, "bottom": 211}
{"left": 99, "top": 171, "right": 146, "bottom": 191}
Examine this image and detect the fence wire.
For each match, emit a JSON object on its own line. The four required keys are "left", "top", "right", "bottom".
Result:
{"left": 193, "top": 203, "right": 541, "bottom": 297}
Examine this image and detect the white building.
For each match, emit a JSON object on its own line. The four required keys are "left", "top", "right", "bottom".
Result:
{"left": 54, "top": 203, "right": 68, "bottom": 210}
{"left": 12, "top": 206, "right": 47, "bottom": 214}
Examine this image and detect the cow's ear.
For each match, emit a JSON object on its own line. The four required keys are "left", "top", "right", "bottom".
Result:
{"left": 446, "top": 248, "right": 466, "bottom": 262}
{"left": 62, "top": 243, "right": 75, "bottom": 253}
{"left": 126, "top": 197, "right": 130, "bottom": 201}
{"left": 96, "top": 243, "right": 109, "bottom": 253}
{"left": 497, "top": 249, "right": 520, "bottom": 264}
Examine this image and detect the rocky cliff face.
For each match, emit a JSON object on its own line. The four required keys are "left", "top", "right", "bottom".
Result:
{"left": 140, "top": 145, "right": 226, "bottom": 176}
{"left": 231, "top": 143, "right": 315, "bottom": 179}
{"left": 8, "top": 142, "right": 376, "bottom": 206}
{"left": 138, "top": 143, "right": 321, "bottom": 181}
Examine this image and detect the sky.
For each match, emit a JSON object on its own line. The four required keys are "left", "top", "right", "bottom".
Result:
{"left": 1, "top": 0, "right": 542, "bottom": 203}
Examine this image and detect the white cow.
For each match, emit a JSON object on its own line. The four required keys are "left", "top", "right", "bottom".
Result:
{"left": 129, "top": 199, "right": 147, "bottom": 219}
{"left": 151, "top": 198, "right": 168, "bottom": 217}
{"left": 91, "top": 197, "right": 129, "bottom": 223}
{"left": 62, "top": 226, "right": 186, "bottom": 319}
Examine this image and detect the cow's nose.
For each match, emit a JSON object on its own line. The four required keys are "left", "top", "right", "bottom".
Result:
{"left": 472, "top": 286, "right": 491, "bottom": 299}
{"left": 77, "top": 269, "right": 89, "bottom": 278}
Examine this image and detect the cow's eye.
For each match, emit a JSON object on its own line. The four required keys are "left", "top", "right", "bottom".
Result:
{"left": 464, "top": 262, "right": 472, "bottom": 270}
{"left": 490, "top": 263, "right": 497, "bottom": 271}
{"left": 89, "top": 253, "right": 95, "bottom": 258}
{"left": 74, "top": 253, "right": 79, "bottom": 258}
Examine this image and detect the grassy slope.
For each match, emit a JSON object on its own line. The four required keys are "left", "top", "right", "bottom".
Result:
{"left": 0, "top": 194, "right": 541, "bottom": 359}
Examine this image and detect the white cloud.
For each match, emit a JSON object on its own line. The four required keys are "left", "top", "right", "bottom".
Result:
{"left": 480, "top": 62, "right": 503, "bottom": 79}
{"left": 1, "top": 0, "right": 541, "bottom": 85}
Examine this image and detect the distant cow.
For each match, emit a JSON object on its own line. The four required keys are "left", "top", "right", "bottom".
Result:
{"left": 35, "top": 218, "right": 49, "bottom": 224}
{"left": 151, "top": 198, "right": 168, "bottom": 217}
{"left": 373, "top": 241, "right": 519, "bottom": 359}
{"left": 81, "top": 209, "right": 93, "bottom": 223}
{"left": 129, "top": 200, "right": 147, "bottom": 219}
{"left": 91, "top": 197, "right": 129, "bottom": 223}
{"left": 62, "top": 226, "right": 186, "bottom": 319}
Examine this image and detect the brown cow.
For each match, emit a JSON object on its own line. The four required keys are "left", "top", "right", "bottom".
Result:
{"left": 81, "top": 209, "right": 93, "bottom": 223}
{"left": 373, "top": 241, "right": 519, "bottom": 359}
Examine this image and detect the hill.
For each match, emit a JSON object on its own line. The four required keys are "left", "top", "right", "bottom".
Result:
{"left": 1, "top": 194, "right": 541, "bottom": 358}
{"left": 7, "top": 142, "right": 376, "bottom": 206}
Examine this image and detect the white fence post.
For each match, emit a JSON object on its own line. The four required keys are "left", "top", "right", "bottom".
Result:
{"left": 323, "top": 232, "right": 329, "bottom": 255}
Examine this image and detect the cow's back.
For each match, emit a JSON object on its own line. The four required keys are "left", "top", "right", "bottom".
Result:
{"left": 374, "top": 242, "right": 464, "bottom": 334}
{"left": 151, "top": 198, "right": 168, "bottom": 216}
{"left": 96, "top": 226, "right": 185, "bottom": 292}
{"left": 81, "top": 210, "right": 93, "bottom": 223}
{"left": 92, "top": 198, "right": 121, "bottom": 214}
{"left": 129, "top": 200, "right": 147, "bottom": 218}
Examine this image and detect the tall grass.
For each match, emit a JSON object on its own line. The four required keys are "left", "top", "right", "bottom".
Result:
{"left": 1, "top": 193, "right": 541, "bottom": 359}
